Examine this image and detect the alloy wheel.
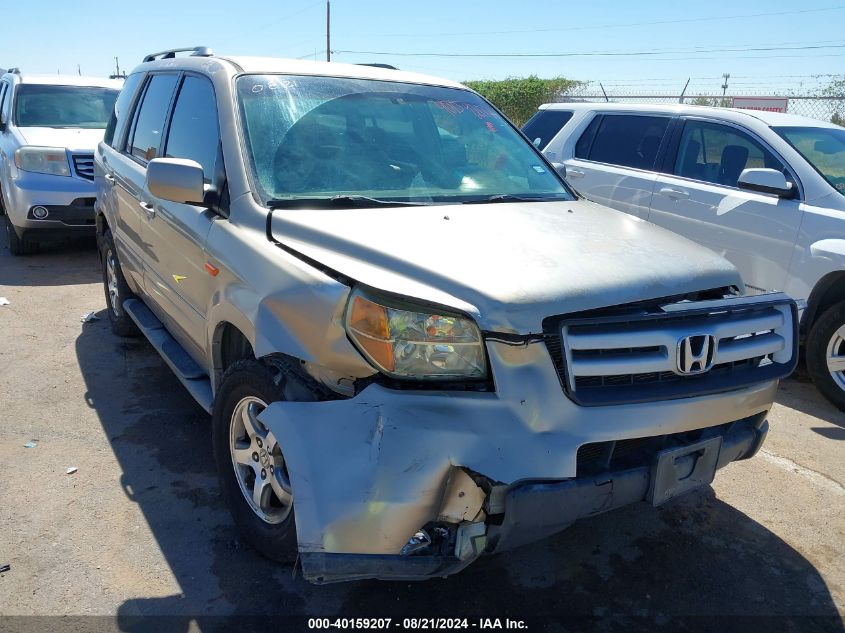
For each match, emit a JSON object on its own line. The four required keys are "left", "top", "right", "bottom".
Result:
{"left": 229, "top": 396, "right": 293, "bottom": 524}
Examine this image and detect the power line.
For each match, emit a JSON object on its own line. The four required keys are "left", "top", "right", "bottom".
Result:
{"left": 335, "top": 42, "right": 845, "bottom": 59}
{"left": 578, "top": 74, "right": 843, "bottom": 84}
{"left": 219, "top": 0, "right": 324, "bottom": 46}
{"left": 353, "top": 5, "right": 845, "bottom": 38}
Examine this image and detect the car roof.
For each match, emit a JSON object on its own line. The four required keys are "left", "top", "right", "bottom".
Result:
{"left": 136, "top": 55, "right": 468, "bottom": 91}
{"left": 540, "top": 101, "right": 842, "bottom": 130}
{"left": 2, "top": 73, "right": 123, "bottom": 89}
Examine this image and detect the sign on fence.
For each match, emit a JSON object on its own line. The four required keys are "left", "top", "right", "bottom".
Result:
{"left": 731, "top": 96, "right": 789, "bottom": 113}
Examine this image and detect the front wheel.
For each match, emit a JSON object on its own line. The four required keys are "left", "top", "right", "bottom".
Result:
{"left": 212, "top": 360, "right": 298, "bottom": 561}
{"left": 5, "top": 215, "right": 37, "bottom": 256}
{"left": 806, "top": 300, "right": 845, "bottom": 411}
{"left": 99, "top": 229, "right": 139, "bottom": 337}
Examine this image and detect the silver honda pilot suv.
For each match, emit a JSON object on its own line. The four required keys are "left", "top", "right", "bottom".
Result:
{"left": 94, "top": 47, "right": 797, "bottom": 583}
{"left": 0, "top": 69, "right": 120, "bottom": 254}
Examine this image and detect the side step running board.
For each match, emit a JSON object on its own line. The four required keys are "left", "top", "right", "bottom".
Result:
{"left": 123, "top": 298, "right": 213, "bottom": 413}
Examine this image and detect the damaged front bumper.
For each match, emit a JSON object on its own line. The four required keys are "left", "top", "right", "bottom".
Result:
{"left": 290, "top": 414, "right": 767, "bottom": 584}
{"left": 257, "top": 340, "right": 779, "bottom": 584}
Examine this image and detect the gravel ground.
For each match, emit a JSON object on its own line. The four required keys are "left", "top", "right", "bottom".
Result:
{"left": 0, "top": 240, "right": 843, "bottom": 632}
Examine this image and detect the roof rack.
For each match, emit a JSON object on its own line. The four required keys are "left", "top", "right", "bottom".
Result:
{"left": 357, "top": 63, "right": 398, "bottom": 70}
{"left": 142, "top": 46, "right": 213, "bottom": 63}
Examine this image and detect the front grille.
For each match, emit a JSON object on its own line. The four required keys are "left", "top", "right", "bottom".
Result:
{"left": 71, "top": 153, "right": 94, "bottom": 181}
{"left": 544, "top": 293, "right": 797, "bottom": 406}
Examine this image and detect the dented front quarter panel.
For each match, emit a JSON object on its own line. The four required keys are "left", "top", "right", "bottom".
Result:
{"left": 257, "top": 340, "right": 779, "bottom": 578}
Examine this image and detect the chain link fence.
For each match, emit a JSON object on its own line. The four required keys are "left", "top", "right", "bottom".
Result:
{"left": 557, "top": 85, "right": 844, "bottom": 124}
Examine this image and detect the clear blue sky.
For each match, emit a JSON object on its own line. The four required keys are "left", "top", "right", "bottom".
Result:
{"left": 3, "top": 1, "right": 843, "bottom": 95}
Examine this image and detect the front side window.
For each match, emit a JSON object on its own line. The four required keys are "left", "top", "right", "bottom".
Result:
{"left": 127, "top": 74, "right": 179, "bottom": 163}
{"left": 522, "top": 110, "right": 573, "bottom": 150}
{"left": 674, "top": 120, "right": 786, "bottom": 188}
{"left": 14, "top": 84, "right": 118, "bottom": 129}
{"left": 575, "top": 114, "right": 670, "bottom": 170}
{"left": 164, "top": 76, "right": 220, "bottom": 183}
{"left": 774, "top": 126, "right": 845, "bottom": 196}
{"left": 236, "top": 74, "right": 572, "bottom": 204}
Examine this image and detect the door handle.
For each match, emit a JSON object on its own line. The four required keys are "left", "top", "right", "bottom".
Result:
{"left": 659, "top": 187, "right": 690, "bottom": 200}
{"left": 567, "top": 168, "right": 585, "bottom": 178}
{"left": 104, "top": 173, "right": 115, "bottom": 184}
{"left": 139, "top": 200, "right": 156, "bottom": 218}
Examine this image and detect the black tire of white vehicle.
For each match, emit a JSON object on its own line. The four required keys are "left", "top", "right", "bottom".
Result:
{"left": 4, "top": 214, "right": 38, "bottom": 256}
{"left": 212, "top": 360, "right": 298, "bottom": 562}
{"left": 806, "top": 300, "right": 845, "bottom": 412}
{"left": 99, "top": 229, "right": 139, "bottom": 337}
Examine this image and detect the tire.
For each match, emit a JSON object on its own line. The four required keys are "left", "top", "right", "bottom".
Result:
{"left": 806, "top": 300, "right": 845, "bottom": 411}
{"left": 99, "top": 229, "right": 139, "bottom": 337}
{"left": 5, "top": 215, "right": 38, "bottom": 256}
{"left": 212, "top": 360, "right": 298, "bottom": 562}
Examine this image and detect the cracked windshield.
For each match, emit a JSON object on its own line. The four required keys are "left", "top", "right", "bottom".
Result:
{"left": 237, "top": 74, "right": 572, "bottom": 204}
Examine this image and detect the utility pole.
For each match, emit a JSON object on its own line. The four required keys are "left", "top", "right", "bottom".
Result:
{"left": 326, "top": 0, "right": 331, "bottom": 62}
{"left": 110, "top": 57, "right": 125, "bottom": 80}
{"left": 678, "top": 77, "right": 690, "bottom": 104}
{"left": 721, "top": 73, "right": 731, "bottom": 96}
{"left": 77, "top": 64, "right": 81, "bottom": 76}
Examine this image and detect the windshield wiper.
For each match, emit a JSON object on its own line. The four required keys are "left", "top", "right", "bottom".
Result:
{"left": 462, "top": 194, "right": 567, "bottom": 204}
{"left": 269, "top": 195, "right": 428, "bottom": 209}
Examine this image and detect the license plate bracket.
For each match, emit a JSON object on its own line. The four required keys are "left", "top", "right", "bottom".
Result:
{"left": 647, "top": 436, "right": 722, "bottom": 506}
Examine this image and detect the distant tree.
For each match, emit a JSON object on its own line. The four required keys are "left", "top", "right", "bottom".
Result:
{"left": 463, "top": 76, "right": 580, "bottom": 126}
{"left": 822, "top": 76, "right": 845, "bottom": 126}
{"left": 690, "top": 95, "right": 731, "bottom": 108}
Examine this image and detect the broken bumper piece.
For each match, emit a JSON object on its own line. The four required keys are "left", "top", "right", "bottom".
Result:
{"left": 257, "top": 369, "right": 774, "bottom": 584}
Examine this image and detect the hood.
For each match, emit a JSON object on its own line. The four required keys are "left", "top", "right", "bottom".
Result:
{"left": 17, "top": 127, "right": 105, "bottom": 152}
{"left": 269, "top": 199, "right": 742, "bottom": 333}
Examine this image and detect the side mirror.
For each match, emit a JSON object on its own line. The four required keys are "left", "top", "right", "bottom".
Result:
{"left": 0, "top": 110, "right": 6, "bottom": 130}
{"left": 552, "top": 162, "right": 567, "bottom": 179}
{"left": 737, "top": 168, "right": 794, "bottom": 198}
{"left": 146, "top": 158, "right": 205, "bottom": 205}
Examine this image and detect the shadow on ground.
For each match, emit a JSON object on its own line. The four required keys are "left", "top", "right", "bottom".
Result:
{"left": 777, "top": 375, "right": 845, "bottom": 430}
{"left": 74, "top": 316, "right": 844, "bottom": 632}
{"left": 0, "top": 236, "right": 100, "bottom": 287}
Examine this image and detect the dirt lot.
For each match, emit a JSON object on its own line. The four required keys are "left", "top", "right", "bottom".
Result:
{"left": 0, "top": 240, "right": 843, "bottom": 632}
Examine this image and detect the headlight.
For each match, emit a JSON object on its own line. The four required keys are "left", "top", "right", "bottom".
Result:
{"left": 14, "top": 147, "right": 71, "bottom": 177}
{"left": 345, "top": 289, "right": 487, "bottom": 380}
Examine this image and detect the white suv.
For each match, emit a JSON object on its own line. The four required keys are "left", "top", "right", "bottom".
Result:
{"left": 526, "top": 102, "right": 845, "bottom": 409}
{"left": 0, "top": 69, "right": 121, "bottom": 254}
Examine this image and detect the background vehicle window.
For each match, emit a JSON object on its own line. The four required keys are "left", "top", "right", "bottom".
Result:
{"left": 164, "top": 76, "right": 219, "bottom": 183}
{"left": 574, "top": 115, "right": 601, "bottom": 159}
{"left": 522, "top": 110, "right": 573, "bottom": 150}
{"left": 774, "top": 126, "right": 844, "bottom": 196}
{"left": 104, "top": 73, "right": 143, "bottom": 148}
{"left": 14, "top": 85, "right": 118, "bottom": 129}
{"left": 580, "top": 114, "right": 669, "bottom": 170}
{"left": 127, "top": 74, "right": 179, "bottom": 163}
{"left": 674, "top": 120, "right": 786, "bottom": 187}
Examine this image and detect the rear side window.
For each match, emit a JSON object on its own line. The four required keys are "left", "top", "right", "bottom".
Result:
{"left": 164, "top": 76, "right": 220, "bottom": 183}
{"left": 575, "top": 114, "right": 670, "bottom": 170}
{"left": 674, "top": 120, "right": 786, "bottom": 187}
{"left": 127, "top": 74, "right": 179, "bottom": 163}
{"left": 522, "top": 110, "right": 573, "bottom": 150}
{"left": 104, "top": 72, "right": 143, "bottom": 148}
